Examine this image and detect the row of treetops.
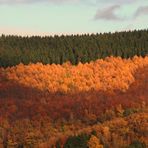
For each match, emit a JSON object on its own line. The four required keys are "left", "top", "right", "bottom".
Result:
{"left": 0, "top": 29, "right": 148, "bottom": 67}
{"left": 2, "top": 56, "right": 148, "bottom": 93}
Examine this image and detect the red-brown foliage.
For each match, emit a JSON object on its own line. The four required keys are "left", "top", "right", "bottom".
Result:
{"left": 0, "top": 57, "right": 148, "bottom": 147}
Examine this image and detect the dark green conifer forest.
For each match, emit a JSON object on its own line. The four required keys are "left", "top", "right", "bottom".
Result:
{"left": 0, "top": 29, "right": 148, "bottom": 67}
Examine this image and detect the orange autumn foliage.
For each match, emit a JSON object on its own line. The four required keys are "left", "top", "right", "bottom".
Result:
{"left": 0, "top": 57, "right": 148, "bottom": 147}
{"left": 88, "top": 135, "right": 104, "bottom": 148}
{"left": 1, "top": 56, "right": 148, "bottom": 93}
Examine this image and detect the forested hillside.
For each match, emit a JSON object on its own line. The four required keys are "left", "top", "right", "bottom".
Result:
{"left": 0, "top": 30, "right": 148, "bottom": 147}
{"left": 0, "top": 56, "right": 148, "bottom": 147}
{"left": 0, "top": 29, "right": 148, "bottom": 67}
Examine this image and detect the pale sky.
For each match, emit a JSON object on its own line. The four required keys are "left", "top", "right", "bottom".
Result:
{"left": 0, "top": 0, "right": 148, "bottom": 36}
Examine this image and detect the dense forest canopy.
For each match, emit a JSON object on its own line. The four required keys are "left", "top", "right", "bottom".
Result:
{"left": 0, "top": 59, "right": 148, "bottom": 147}
{"left": 0, "top": 29, "right": 148, "bottom": 147}
{"left": 3, "top": 56, "right": 148, "bottom": 93}
{"left": 0, "top": 29, "right": 148, "bottom": 67}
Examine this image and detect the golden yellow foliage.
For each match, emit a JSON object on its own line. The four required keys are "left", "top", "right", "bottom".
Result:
{"left": 88, "top": 135, "right": 103, "bottom": 148}
{"left": 2, "top": 56, "right": 148, "bottom": 93}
